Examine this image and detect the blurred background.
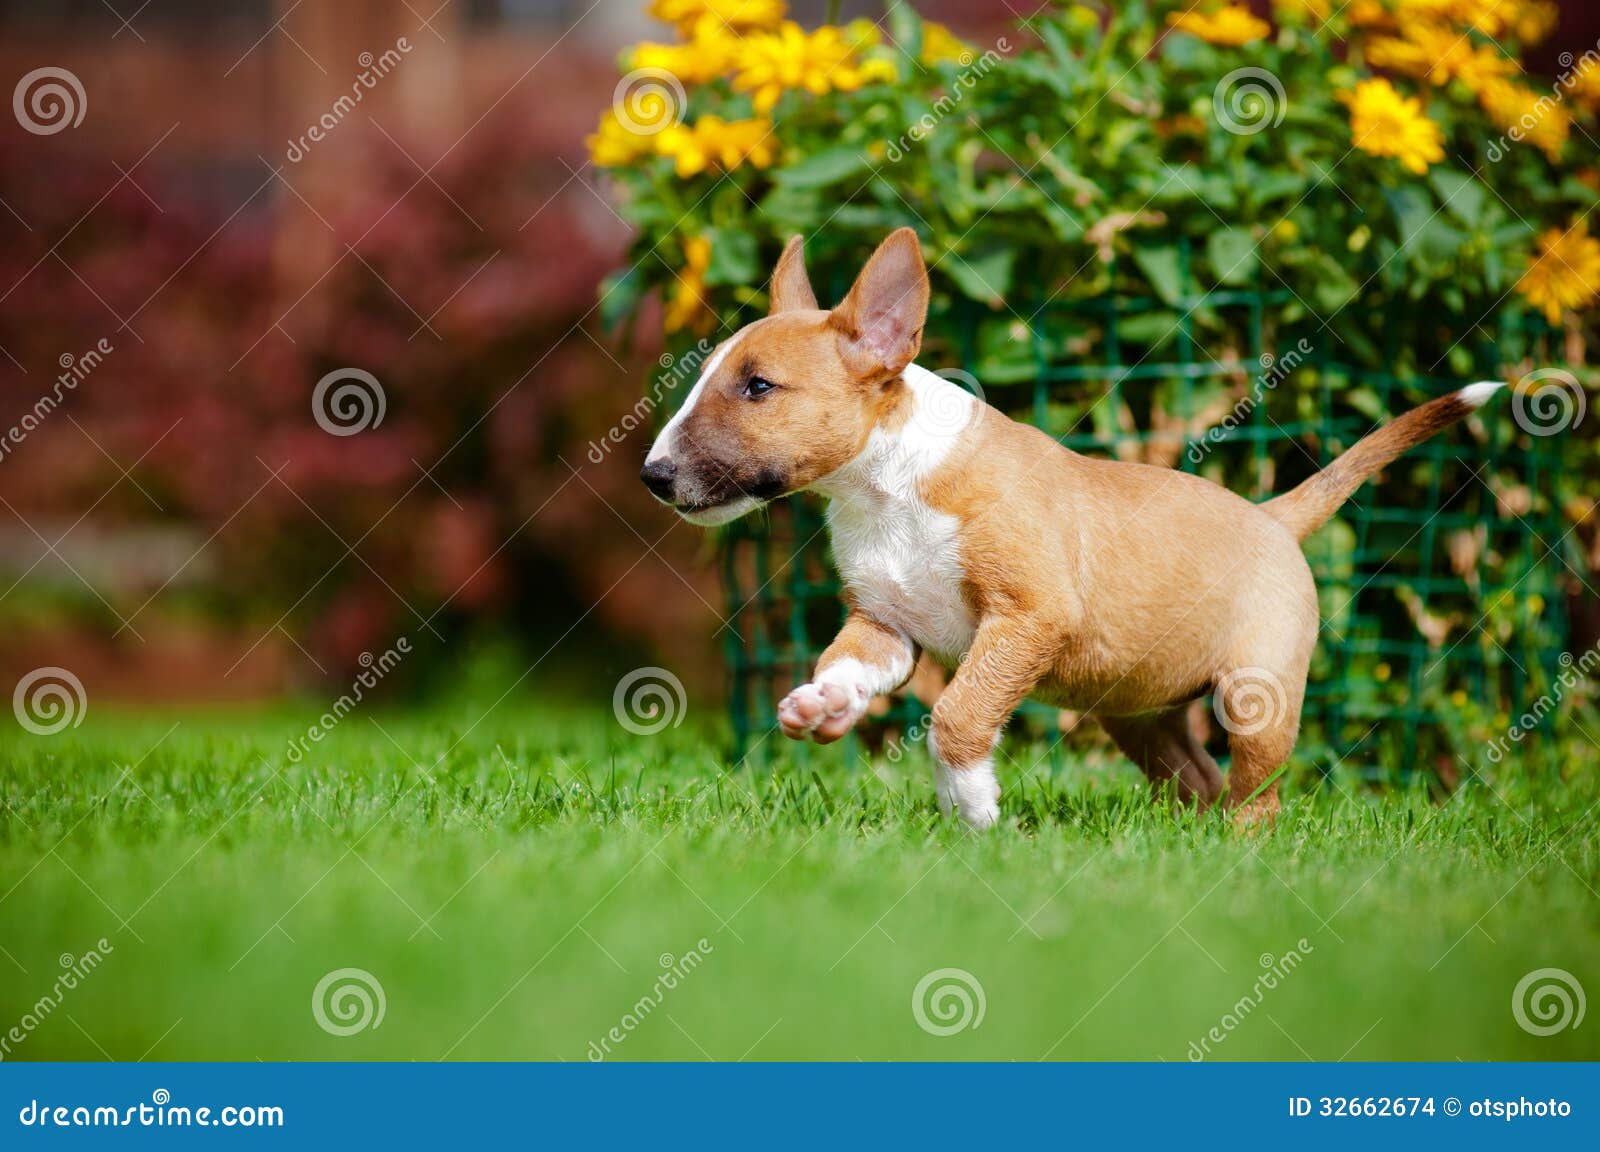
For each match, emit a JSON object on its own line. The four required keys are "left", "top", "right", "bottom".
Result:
{"left": 0, "top": 0, "right": 975, "bottom": 706}
{"left": 0, "top": 0, "right": 1595, "bottom": 717}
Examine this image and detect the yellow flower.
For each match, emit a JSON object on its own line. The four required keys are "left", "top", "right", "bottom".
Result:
{"left": 1167, "top": 5, "right": 1273, "bottom": 46}
{"left": 1511, "top": 1, "right": 1558, "bottom": 45}
{"left": 734, "top": 21, "right": 893, "bottom": 113}
{"left": 648, "top": 0, "right": 784, "bottom": 36}
{"left": 629, "top": 20, "right": 740, "bottom": 84}
{"left": 1270, "top": 0, "right": 1331, "bottom": 20}
{"left": 1569, "top": 56, "right": 1600, "bottom": 109}
{"left": 920, "top": 22, "right": 971, "bottom": 65}
{"left": 1479, "top": 77, "right": 1568, "bottom": 161}
{"left": 1347, "top": 0, "right": 1394, "bottom": 29}
{"left": 1341, "top": 78, "right": 1445, "bottom": 174}
{"left": 655, "top": 114, "right": 774, "bottom": 177}
{"left": 1516, "top": 220, "right": 1600, "bottom": 325}
{"left": 586, "top": 110, "right": 658, "bottom": 168}
{"left": 664, "top": 234, "right": 715, "bottom": 336}
{"left": 1365, "top": 20, "right": 1515, "bottom": 93}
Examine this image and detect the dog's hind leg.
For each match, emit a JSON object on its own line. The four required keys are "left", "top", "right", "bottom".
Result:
{"left": 1215, "top": 664, "right": 1307, "bottom": 825}
{"left": 1098, "top": 705, "right": 1223, "bottom": 808}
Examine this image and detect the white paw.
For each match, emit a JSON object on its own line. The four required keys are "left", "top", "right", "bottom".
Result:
{"left": 931, "top": 762, "right": 956, "bottom": 818}
{"left": 777, "top": 679, "right": 868, "bottom": 743}
{"left": 937, "top": 760, "right": 1002, "bottom": 830}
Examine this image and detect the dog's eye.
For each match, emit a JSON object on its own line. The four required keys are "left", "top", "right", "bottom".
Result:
{"left": 743, "top": 375, "right": 776, "bottom": 399}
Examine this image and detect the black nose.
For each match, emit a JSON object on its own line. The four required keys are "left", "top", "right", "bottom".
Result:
{"left": 640, "top": 457, "right": 677, "bottom": 501}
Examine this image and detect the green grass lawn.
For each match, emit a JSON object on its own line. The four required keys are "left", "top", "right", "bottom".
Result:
{"left": 1, "top": 698, "right": 1596, "bottom": 1062}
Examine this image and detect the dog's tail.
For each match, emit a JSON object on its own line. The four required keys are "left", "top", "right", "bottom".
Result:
{"left": 1262, "top": 381, "right": 1504, "bottom": 542}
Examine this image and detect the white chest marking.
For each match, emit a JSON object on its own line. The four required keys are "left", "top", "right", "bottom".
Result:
{"left": 812, "top": 364, "right": 979, "bottom": 662}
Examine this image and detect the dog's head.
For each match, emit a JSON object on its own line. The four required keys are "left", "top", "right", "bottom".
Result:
{"left": 640, "top": 228, "right": 930, "bottom": 525}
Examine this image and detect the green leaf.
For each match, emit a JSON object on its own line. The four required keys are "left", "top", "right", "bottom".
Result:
{"left": 885, "top": 0, "right": 923, "bottom": 67}
{"left": 1343, "top": 387, "right": 1385, "bottom": 421}
{"left": 773, "top": 146, "right": 875, "bottom": 189}
{"left": 1132, "top": 244, "right": 1185, "bottom": 306}
{"left": 703, "top": 228, "right": 758, "bottom": 287}
{"left": 1206, "top": 227, "right": 1259, "bottom": 286}
{"left": 1428, "top": 168, "right": 1486, "bottom": 228}
{"left": 944, "top": 247, "right": 1016, "bottom": 305}
{"left": 598, "top": 266, "right": 642, "bottom": 334}
{"left": 1311, "top": 254, "right": 1359, "bottom": 311}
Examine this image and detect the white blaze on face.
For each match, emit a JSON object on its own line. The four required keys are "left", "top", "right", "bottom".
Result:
{"left": 645, "top": 334, "right": 741, "bottom": 465}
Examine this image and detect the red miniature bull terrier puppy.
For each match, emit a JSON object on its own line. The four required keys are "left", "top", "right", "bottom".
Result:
{"left": 641, "top": 229, "right": 1503, "bottom": 829}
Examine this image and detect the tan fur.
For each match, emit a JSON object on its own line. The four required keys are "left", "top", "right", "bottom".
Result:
{"left": 1263, "top": 391, "right": 1482, "bottom": 540}
{"left": 649, "top": 230, "right": 1495, "bottom": 827}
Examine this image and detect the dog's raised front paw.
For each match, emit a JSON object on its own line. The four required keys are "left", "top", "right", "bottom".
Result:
{"left": 777, "top": 679, "right": 868, "bottom": 743}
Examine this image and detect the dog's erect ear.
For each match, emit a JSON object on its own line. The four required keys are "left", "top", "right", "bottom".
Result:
{"left": 829, "top": 227, "right": 929, "bottom": 379}
{"left": 768, "top": 234, "right": 818, "bottom": 315}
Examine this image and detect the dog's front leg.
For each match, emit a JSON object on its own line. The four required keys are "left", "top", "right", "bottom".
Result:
{"left": 929, "top": 617, "right": 1054, "bottom": 830}
{"left": 778, "top": 612, "right": 914, "bottom": 743}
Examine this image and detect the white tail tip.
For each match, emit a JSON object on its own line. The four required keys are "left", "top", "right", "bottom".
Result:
{"left": 1458, "top": 380, "right": 1506, "bottom": 409}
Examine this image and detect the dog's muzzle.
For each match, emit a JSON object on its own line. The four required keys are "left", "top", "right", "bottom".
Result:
{"left": 639, "top": 457, "right": 677, "bottom": 502}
